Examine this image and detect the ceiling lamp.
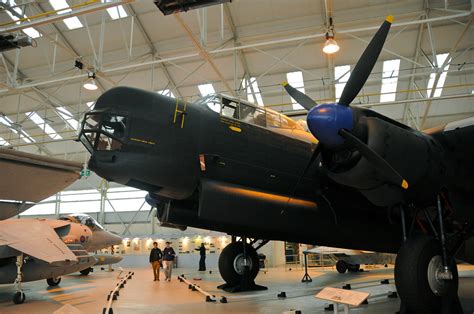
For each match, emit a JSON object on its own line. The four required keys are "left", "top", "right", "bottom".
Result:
{"left": 323, "top": 17, "right": 339, "bottom": 54}
{"left": 83, "top": 72, "right": 98, "bottom": 91}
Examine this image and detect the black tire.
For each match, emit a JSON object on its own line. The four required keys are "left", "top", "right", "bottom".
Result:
{"left": 46, "top": 277, "right": 61, "bottom": 286}
{"left": 13, "top": 291, "right": 25, "bottom": 304}
{"left": 218, "top": 242, "right": 259, "bottom": 285}
{"left": 348, "top": 264, "right": 360, "bottom": 272}
{"left": 336, "top": 260, "right": 347, "bottom": 273}
{"left": 395, "top": 235, "right": 459, "bottom": 314}
{"left": 80, "top": 267, "right": 92, "bottom": 276}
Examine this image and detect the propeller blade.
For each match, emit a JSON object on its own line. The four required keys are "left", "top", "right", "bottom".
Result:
{"left": 147, "top": 206, "right": 155, "bottom": 219}
{"left": 282, "top": 82, "right": 318, "bottom": 110}
{"left": 339, "top": 128, "right": 408, "bottom": 190}
{"left": 338, "top": 16, "right": 393, "bottom": 106}
{"left": 288, "top": 144, "right": 322, "bottom": 199}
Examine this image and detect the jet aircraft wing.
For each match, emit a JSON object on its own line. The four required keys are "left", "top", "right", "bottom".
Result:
{"left": 0, "top": 148, "right": 82, "bottom": 219}
{"left": 305, "top": 246, "right": 374, "bottom": 255}
{"left": 0, "top": 219, "right": 78, "bottom": 264}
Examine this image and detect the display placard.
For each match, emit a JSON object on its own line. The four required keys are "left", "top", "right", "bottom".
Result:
{"left": 315, "top": 287, "right": 369, "bottom": 306}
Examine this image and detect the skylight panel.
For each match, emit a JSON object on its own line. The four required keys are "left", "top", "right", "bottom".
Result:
{"left": 4, "top": 0, "right": 41, "bottom": 38}
{"left": 286, "top": 71, "right": 305, "bottom": 110}
{"left": 380, "top": 59, "right": 400, "bottom": 102}
{"left": 26, "top": 112, "right": 62, "bottom": 140}
{"left": 335, "top": 65, "right": 350, "bottom": 102}
{"left": 49, "top": 0, "right": 83, "bottom": 30}
{"left": 0, "top": 115, "right": 35, "bottom": 143}
{"left": 56, "top": 107, "right": 79, "bottom": 130}
{"left": 0, "top": 137, "right": 9, "bottom": 146}
{"left": 63, "top": 17, "right": 83, "bottom": 30}
{"left": 157, "top": 89, "right": 175, "bottom": 98}
{"left": 102, "top": 1, "right": 127, "bottom": 20}
{"left": 198, "top": 84, "right": 215, "bottom": 96}
{"left": 242, "top": 77, "right": 264, "bottom": 106}
{"left": 427, "top": 53, "right": 451, "bottom": 98}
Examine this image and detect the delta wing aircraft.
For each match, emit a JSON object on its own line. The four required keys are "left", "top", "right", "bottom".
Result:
{"left": 78, "top": 16, "right": 473, "bottom": 313}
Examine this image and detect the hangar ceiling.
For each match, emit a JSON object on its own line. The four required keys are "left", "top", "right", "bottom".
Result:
{"left": 0, "top": 0, "right": 472, "bottom": 162}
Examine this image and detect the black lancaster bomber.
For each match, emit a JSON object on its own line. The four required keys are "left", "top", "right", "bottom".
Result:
{"left": 79, "top": 16, "right": 474, "bottom": 314}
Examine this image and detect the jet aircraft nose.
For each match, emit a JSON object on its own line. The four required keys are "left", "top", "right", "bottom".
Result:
{"left": 96, "top": 230, "right": 122, "bottom": 248}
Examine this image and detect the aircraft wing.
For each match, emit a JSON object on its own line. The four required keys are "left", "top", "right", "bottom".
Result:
{"left": 305, "top": 246, "right": 373, "bottom": 255}
{"left": 0, "top": 219, "right": 78, "bottom": 264}
{"left": 0, "top": 148, "right": 82, "bottom": 219}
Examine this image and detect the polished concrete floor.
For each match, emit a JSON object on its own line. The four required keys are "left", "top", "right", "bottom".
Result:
{"left": 0, "top": 264, "right": 473, "bottom": 313}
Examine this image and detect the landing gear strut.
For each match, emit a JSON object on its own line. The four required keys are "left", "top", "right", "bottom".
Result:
{"left": 395, "top": 196, "right": 464, "bottom": 314}
{"left": 217, "top": 237, "right": 268, "bottom": 292}
{"left": 13, "top": 254, "right": 25, "bottom": 304}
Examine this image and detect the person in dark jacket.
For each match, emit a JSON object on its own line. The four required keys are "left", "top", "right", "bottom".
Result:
{"left": 149, "top": 242, "right": 162, "bottom": 281}
{"left": 162, "top": 242, "right": 176, "bottom": 281}
{"left": 195, "top": 243, "right": 207, "bottom": 271}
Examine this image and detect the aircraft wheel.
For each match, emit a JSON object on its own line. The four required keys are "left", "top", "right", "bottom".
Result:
{"left": 46, "top": 277, "right": 61, "bottom": 286}
{"left": 336, "top": 260, "right": 348, "bottom": 273}
{"left": 80, "top": 267, "right": 93, "bottom": 276}
{"left": 348, "top": 264, "right": 360, "bottom": 272}
{"left": 13, "top": 291, "right": 25, "bottom": 304}
{"left": 395, "top": 235, "right": 458, "bottom": 314}
{"left": 218, "top": 242, "right": 259, "bottom": 285}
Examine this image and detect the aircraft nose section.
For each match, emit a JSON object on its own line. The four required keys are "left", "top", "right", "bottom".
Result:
{"left": 92, "top": 230, "right": 122, "bottom": 249}
{"left": 104, "top": 231, "right": 123, "bottom": 247}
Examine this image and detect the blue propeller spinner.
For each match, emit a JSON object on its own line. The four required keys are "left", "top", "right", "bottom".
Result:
{"left": 307, "top": 104, "right": 354, "bottom": 147}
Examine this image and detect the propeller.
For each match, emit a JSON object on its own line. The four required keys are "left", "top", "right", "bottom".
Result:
{"left": 338, "top": 16, "right": 394, "bottom": 106}
{"left": 283, "top": 16, "right": 409, "bottom": 191}
{"left": 338, "top": 129, "right": 408, "bottom": 189}
{"left": 282, "top": 82, "right": 317, "bottom": 110}
{"left": 145, "top": 193, "right": 158, "bottom": 219}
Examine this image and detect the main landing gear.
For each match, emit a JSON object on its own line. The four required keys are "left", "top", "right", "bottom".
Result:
{"left": 394, "top": 195, "right": 468, "bottom": 314}
{"left": 46, "top": 277, "right": 62, "bottom": 286}
{"left": 80, "top": 267, "right": 93, "bottom": 276}
{"left": 217, "top": 237, "right": 268, "bottom": 292}
{"left": 13, "top": 254, "right": 25, "bottom": 304}
{"left": 335, "top": 260, "right": 360, "bottom": 274}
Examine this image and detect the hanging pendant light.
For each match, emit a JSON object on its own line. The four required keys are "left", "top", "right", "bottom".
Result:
{"left": 323, "top": 17, "right": 340, "bottom": 54}
{"left": 83, "top": 72, "right": 98, "bottom": 91}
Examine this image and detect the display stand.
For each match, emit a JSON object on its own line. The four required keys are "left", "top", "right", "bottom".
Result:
{"left": 301, "top": 251, "right": 312, "bottom": 282}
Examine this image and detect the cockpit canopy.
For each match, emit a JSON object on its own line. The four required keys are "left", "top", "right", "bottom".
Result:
{"left": 60, "top": 214, "right": 104, "bottom": 231}
{"left": 195, "top": 94, "right": 304, "bottom": 131}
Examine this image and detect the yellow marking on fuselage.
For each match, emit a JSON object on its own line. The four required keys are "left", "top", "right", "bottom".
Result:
{"left": 130, "top": 137, "right": 156, "bottom": 145}
{"left": 401, "top": 179, "right": 408, "bottom": 189}
{"left": 229, "top": 126, "right": 242, "bottom": 132}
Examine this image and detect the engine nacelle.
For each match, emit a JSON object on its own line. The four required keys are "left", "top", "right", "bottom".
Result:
{"left": 326, "top": 117, "right": 445, "bottom": 207}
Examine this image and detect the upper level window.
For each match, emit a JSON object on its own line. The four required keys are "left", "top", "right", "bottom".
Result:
{"left": 335, "top": 65, "right": 350, "bottom": 102}
{"left": 427, "top": 53, "right": 451, "bottom": 97}
{"left": 286, "top": 71, "right": 305, "bottom": 110}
